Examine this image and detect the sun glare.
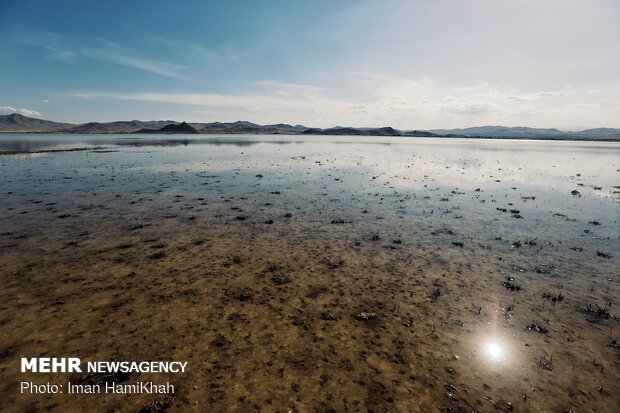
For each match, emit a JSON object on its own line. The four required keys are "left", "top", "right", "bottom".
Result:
{"left": 487, "top": 341, "right": 503, "bottom": 361}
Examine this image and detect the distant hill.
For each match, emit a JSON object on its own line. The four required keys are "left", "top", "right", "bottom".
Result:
{"left": 570, "top": 128, "right": 620, "bottom": 140}
{"left": 302, "top": 126, "right": 414, "bottom": 136}
{"left": 303, "top": 127, "right": 364, "bottom": 135}
{"left": 63, "top": 120, "right": 185, "bottom": 134}
{"left": 428, "top": 125, "right": 620, "bottom": 140}
{"left": 302, "top": 126, "right": 441, "bottom": 137}
{"left": 199, "top": 121, "right": 301, "bottom": 134}
{"left": 134, "top": 122, "right": 198, "bottom": 134}
{"left": 403, "top": 130, "right": 441, "bottom": 137}
{"left": 429, "top": 126, "right": 563, "bottom": 138}
{"left": 1, "top": 113, "right": 619, "bottom": 140}
{"left": 0, "top": 113, "right": 75, "bottom": 132}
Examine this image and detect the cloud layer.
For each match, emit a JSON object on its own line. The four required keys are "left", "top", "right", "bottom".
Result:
{"left": 70, "top": 73, "right": 620, "bottom": 130}
{"left": 0, "top": 105, "right": 42, "bottom": 117}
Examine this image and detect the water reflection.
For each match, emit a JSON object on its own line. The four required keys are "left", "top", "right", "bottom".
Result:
{"left": 1, "top": 133, "right": 387, "bottom": 152}
{"left": 4, "top": 133, "right": 617, "bottom": 153}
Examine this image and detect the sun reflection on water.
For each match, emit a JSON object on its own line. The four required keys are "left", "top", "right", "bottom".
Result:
{"left": 486, "top": 341, "right": 504, "bottom": 361}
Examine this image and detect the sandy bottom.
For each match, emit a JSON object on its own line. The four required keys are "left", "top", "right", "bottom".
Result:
{"left": 0, "top": 137, "right": 619, "bottom": 412}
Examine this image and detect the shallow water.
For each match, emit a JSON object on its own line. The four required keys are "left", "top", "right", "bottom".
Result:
{"left": 0, "top": 134, "right": 619, "bottom": 412}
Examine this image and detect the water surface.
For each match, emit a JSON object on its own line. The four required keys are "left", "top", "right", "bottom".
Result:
{"left": 1, "top": 134, "right": 618, "bottom": 412}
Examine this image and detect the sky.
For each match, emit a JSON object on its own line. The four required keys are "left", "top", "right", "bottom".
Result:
{"left": 1, "top": 0, "right": 619, "bottom": 130}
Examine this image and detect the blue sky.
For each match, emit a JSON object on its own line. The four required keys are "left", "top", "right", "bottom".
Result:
{"left": 1, "top": 0, "right": 619, "bottom": 129}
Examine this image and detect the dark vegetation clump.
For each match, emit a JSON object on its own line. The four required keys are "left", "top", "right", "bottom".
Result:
{"left": 542, "top": 292, "right": 564, "bottom": 303}
{"left": 525, "top": 323, "right": 548, "bottom": 334}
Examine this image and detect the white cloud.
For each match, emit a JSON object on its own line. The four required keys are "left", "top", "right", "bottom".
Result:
{"left": 17, "top": 28, "right": 186, "bottom": 78}
{"left": 69, "top": 73, "right": 620, "bottom": 129}
{"left": 19, "top": 29, "right": 76, "bottom": 62}
{"left": 0, "top": 105, "right": 42, "bottom": 117}
{"left": 71, "top": 79, "right": 340, "bottom": 112}
{"left": 80, "top": 48, "right": 186, "bottom": 79}
{"left": 43, "top": 46, "right": 76, "bottom": 62}
{"left": 255, "top": 80, "right": 323, "bottom": 95}
{"left": 445, "top": 102, "right": 496, "bottom": 116}
{"left": 350, "top": 103, "right": 369, "bottom": 113}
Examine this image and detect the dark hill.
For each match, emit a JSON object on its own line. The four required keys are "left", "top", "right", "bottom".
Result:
{"left": 199, "top": 121, "right": 301, "bottom": 134}
{"left": 303, "top": 126, "right": 404, "bottom": 136}
{"left": 200, "top": 121, "right": 262, "bottom": 134}
{"left": 63, "top": 120, "right": 183, "bottom": 133}
{"left": 371, "top": 127, "right": 400, "bottom": 136}
{"left": 403, "top": 130, "right": 440, "bottom": 137}
{"left": 134, "top": 122, "right": 198, "bottom": 134}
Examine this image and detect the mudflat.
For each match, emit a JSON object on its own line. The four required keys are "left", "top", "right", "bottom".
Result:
{"left": 1, "top": 135, "right": 618, "bottom": 412}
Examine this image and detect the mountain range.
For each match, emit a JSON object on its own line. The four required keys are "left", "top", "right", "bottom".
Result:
{"left": 1, "top": 113, "right": 619, "bottom": 140}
